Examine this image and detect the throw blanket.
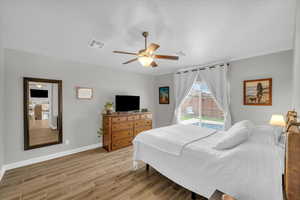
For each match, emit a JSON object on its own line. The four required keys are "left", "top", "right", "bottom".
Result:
{"left": 133, "top": 124, "right": 216, "bottom": 156}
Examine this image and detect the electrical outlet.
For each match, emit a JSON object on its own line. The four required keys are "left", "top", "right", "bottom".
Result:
{"left": 65, "top": 140, "right": 70, "bottom": 145}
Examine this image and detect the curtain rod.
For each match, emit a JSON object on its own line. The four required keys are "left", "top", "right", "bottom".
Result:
{"left": 175, "top": 62, "right": 229, "bottom": 74}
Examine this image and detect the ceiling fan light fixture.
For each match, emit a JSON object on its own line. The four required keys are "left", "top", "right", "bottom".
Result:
{"left": 113, "top": 32, "right": 179, "bottom": 67}
{"left": 138, "top": 56, "right": 153, "bottom": 67}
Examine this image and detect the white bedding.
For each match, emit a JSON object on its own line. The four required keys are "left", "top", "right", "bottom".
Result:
{"left": 133, "top": 124, "right": 283, "bottom": 200}
{"left": 134, "top": 124, "right": 216, "bottom": 156}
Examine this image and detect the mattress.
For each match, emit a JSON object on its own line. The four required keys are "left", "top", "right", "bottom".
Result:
{"left": 133, "top": 125, "right": 284, "bottom": 200}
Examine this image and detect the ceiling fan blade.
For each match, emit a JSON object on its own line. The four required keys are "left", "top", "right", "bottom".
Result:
{"left": 146, "top": 43, "right": 160, "bottom": 53}
{"left": 113, "top": 51, "right": 138, "bottom": 55}
{"left": 154, "top": 54, "right": 179, "bottom": 60}
{"left": 123, "top": 58, "right": 138, "bottom": 64}
{"left": 151, "top": 61, "right": 158, "bottom": 68}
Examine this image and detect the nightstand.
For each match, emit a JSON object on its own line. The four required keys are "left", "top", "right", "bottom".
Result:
{"left": 209, "top": 190, "right": 236, "bottom": 200}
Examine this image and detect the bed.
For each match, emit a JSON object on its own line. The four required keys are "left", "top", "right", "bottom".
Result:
{"left": 133, "top": 123, "right": 284, "bottom": 200}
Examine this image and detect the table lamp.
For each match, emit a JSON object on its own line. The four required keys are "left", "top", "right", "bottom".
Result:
{"left": 269, "top": 114, "right": 286, "bottom": 146}
{"left": 269, "top": 114, "right": 286, "bottom": 127}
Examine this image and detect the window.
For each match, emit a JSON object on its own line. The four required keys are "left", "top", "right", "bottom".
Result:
{"left": 179, "top": 81, "right": 224, "bottom": 130}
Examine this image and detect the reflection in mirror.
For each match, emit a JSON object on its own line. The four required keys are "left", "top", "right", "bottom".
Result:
{"left": 24, "top": 78, "right": 62, "bottom": 150}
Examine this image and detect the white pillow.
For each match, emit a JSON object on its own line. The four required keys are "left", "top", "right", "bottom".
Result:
{"left": 239, "top": 120, "right": 255, "bottom": 130}
{"left": 214, "top": 126, "right": 250, "bottom": 150}
{"left": 229, "top": 120, "right": 255, "bottom": 136}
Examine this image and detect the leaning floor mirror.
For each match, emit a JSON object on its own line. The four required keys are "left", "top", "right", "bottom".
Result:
{"left": 23, "top": 77, "right": 63, "bottom": 150}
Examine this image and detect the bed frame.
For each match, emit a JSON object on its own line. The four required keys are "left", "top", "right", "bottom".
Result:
{"left": 145, "top": 164, "right": 199, "bottom": 199}
{"left": 285, "top": 111, "right": 300, "bottom": 200}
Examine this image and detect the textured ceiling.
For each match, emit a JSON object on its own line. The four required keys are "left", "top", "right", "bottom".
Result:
{"left": 1, "top": 0, "right": 296, "bottom": 75}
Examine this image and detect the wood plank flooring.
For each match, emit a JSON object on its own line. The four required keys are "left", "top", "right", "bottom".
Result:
{"left": 0, "top": 147, "right": 207, "bottom": 200}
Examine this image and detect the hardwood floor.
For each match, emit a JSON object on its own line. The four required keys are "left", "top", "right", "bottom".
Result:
{"left": 0, "top": 147, "right": 207, "bottom": 200}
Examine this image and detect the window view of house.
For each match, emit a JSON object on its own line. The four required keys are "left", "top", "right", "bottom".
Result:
{"left": 179, "top": 81, "right": 224, "bottom": 130}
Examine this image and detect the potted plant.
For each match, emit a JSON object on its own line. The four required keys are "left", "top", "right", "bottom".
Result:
{"left": 97, "top": 128, "right": 103, "bottom": 138}
{"left": 104, "top": 102, "right": 114, "bottom": 114}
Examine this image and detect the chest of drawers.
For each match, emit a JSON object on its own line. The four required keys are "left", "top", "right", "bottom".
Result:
{"left": 102, "top": 112, "right": 152, "bottom": 152}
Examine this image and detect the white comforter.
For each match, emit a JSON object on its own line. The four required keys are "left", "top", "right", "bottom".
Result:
{"left": 133, "top": 125, "right": 283, "bottom": 200}
{"left": 134, "top": 124, "right": 216, "bottom": 156}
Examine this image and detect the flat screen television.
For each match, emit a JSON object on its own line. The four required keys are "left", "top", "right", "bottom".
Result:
{"left": 30, "top": 89, "right": 48, "bottom": 98}
{"left": 115, "top": 95, "right": 140, "bottom": 112}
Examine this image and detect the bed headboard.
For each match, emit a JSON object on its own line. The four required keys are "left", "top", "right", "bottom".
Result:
{"left": 285, "top": 110, "right": 300, "bottom": 200}
{"left": 286, "top": 110, "right": 299, "bottom": 132}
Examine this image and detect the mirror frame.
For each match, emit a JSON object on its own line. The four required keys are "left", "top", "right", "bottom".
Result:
{"left": 23, "top": 77, "right": 63, "bottom": 150}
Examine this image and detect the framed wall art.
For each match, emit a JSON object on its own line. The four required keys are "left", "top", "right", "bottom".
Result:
{"left": 243, "top": 78, "right": 272, "bottom": 106}
{"left": 159, "top": 86, "right": 170, "bottom": 104}
{"left": 76, "top": 87, "right": 93, "bottom": 100}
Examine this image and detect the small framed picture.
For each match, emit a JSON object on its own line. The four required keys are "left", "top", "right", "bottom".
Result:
{"left": 76, "top": 87, "right": 93, "bottom": 100}
{"left": 244, "top": 78, "right": 272, "bottom": 106}
{"left": 159, "top": 86, "right": 170, "bottom": 104}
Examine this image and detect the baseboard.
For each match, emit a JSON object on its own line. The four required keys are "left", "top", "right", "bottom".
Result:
{"left": 3, "top": 143, "right": 102, "bottom": 171}
{"left": 0, "top": 166, "right": 5, "bottom": 182}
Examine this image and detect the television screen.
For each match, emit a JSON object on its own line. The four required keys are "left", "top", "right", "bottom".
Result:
{"left": 115, "top": 95, "right": 140, "bottom": 112}
{"left": 30, "top": 89, "right": 48, "bottom": 98}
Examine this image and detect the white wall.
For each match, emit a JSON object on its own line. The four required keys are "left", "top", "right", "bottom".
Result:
{"left": 154, "top": 74, "right": 174, "bottom": 127}
{"left": 3, "top": 49, "right": 155, "bottom": 164}
{"left": 0, "top": 8, "right": 5, "bottom": 173}
{"left": 230, "top": 50, "right": 293, "bottom": 124}
{"left": 154, "top": 50, "right": 294, "bottom": 127}
{"left": 293, "top": 2, "right": 300, "bottom": 112}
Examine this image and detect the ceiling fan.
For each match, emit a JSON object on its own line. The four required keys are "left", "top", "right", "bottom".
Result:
{"left": 113, "top": 32, "right": 179, "bottom": 68}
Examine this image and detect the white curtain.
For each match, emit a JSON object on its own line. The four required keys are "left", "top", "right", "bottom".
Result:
{"left": 172, "top": 70, "right": 199, "bottom": 124}
{"left": 198, "top": 64, "right": 232, "bottom": 130}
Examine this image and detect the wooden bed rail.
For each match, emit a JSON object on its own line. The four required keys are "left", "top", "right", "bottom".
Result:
{"left": 285, "top": 111, "right": 300, "bottom": 200}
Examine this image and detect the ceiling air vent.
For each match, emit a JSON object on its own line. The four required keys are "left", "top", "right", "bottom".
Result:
{"left": 89, "top": 39, "right": 104, "bottom": 48}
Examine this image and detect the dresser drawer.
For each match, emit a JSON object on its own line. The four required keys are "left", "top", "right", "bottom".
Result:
{"left": 140, "top": 114, "right": 147, "bottom": 119}
{"left": 134, "top": 126, "right": 144, "bottom": 135}
{"left": 144, "top": 125, "right": 152, "bottom": 130}
{"left": 103, "top": 121, "right": 110, "bottom": 127}
{"left": 146, "top": 114, "right": 152, "bottom": 119}
{"left": 103, "top": 117, "right": 110, "bottom": 126}
{"left": 112, "top": 117, "right": 127, "bottom": 123}
{"left": 112, "top": 122, "right": 133, "bottom": 131}
{"left": 135, "top": 120, "right": 152, "bottom": 127}
{"left": 134, "top": 127, "right": 147, "bottom": 136}
{"left": 127, "top": 115, "right": 136, "bottom": 121}
{"left": 134, "top": 120, "right": 150, "bottom": 127}
{"left": 145, "top": 120, "right": 152, "bottom": 126}
{"left": 112, "top": 138, "right": 132, "bottom": 150}
{"left": 112, "top": 129, "right": 133, "bottom": 141}
{"left": 134, "top": 125, "right": 152, "bottom": 136}
{"left": 103, "top": 117, "right": 109, "bottom": 123}
{"left": 103, "top": 127, "right": 110, "bottom": 135}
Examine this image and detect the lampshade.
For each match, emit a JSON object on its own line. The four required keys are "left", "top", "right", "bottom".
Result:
{"left": 138, "top": 56, "right": 153, "bottom": 67}
{"left": 269, "top": 114, "right": 286, "bottom": 127}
